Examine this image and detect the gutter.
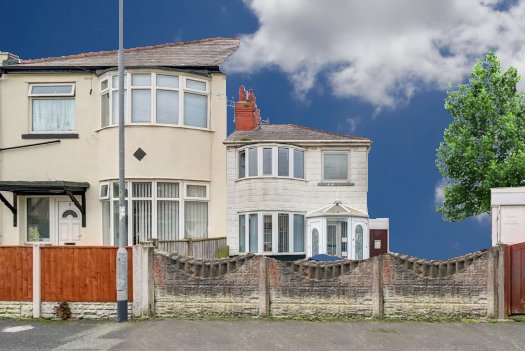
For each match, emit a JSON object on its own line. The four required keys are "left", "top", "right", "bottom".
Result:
{"left": 224, "top": 139, "right": 372, "bottom": 148}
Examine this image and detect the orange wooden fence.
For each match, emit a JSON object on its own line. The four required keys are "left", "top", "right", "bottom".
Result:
{"left": 0, "top": 246, "right": 33, "bottom": 301}
{"left": 41, "top": 247, "right": 133, "bottom": 302}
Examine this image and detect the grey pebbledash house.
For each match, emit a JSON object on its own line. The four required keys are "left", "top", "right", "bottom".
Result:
{"left": 224, "top": 86, "right": 389, "bottom": 260}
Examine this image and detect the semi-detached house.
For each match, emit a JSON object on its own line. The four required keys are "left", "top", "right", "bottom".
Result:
{"left": 0, "top": 38, "right": 239, "bottom": 246}
{"left": 225, "top": 87, "right": 389, "bottom": 260}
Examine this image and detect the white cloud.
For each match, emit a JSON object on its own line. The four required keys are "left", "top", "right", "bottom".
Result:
{"left": 338, "top": 116, "right": 361, "bottom": 134}
{"left": 434, "top": 181, "right": 445, "bottom": 205}
{"left": 227, "top": 0, "right": 525, "bottom": 109}
{"left": 473, "top": 213, "right": 490, "bottom": 223}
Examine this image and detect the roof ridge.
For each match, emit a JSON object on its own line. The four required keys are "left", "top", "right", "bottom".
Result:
{"left": 21, "top": 37, "right": 240, "bottom": 64}
{"left": 268, "top": 123, "right": 370, "bottom": 141}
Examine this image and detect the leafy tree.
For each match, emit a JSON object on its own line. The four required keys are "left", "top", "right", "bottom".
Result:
{"left": 436, "top": 51, "right": 525, "bottom": 221}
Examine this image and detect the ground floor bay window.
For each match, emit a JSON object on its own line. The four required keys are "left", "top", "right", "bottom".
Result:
{"left": 100, "top": 180, "right": 209, "bottom": 245}
{"left": 238, "top": 212, "right": 305, "bottom": 255}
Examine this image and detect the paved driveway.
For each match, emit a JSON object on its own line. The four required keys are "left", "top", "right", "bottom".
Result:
{"left": 1, "top": 319, "right": 524, "bottom": 351}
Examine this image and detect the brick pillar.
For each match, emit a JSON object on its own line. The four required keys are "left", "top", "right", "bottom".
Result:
{"left": 372, "top": 255, "right": 384, "bottom": 318}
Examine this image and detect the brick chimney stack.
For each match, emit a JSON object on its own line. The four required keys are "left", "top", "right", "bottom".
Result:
{"left": 234, "top": 85, "right": 261, "bottom": 131}
{"left": 0, "top": 52, "right": 20, "bottom": 66}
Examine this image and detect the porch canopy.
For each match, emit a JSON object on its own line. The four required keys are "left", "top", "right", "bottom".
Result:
{"left": 306, "top": 201, "right": 368, "bottom": 218}
{"left": 0, "top": 181, "right": 90, "bottom": 227}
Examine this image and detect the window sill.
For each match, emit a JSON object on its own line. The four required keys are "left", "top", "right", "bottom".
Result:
{"left": 22, "top": 133, "right": 79, "bottom": 139}
{"left": 317, "top": 181, "right": 354, "bottom": 186}
{"left": 236, "top": 176, "right": 306, "bottom": 182}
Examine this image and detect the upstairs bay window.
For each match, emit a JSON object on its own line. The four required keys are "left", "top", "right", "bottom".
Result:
{"left": 100, "top": 73, "right": 209, "bottom": 129}
{"left": 238, "top": 145, "right": 305, "bottom": 180}
{"left": 28, "top": 84, "right": 76, "bottom": 132}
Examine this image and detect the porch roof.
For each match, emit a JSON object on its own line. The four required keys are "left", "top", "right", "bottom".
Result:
{"left": 0, "top": 181, "right": 89, "bottom": 195}
{"left": 0, "top": 181, "right": 90, "bottom": 227}
{"left": 306, "top": 201, "right": 368, "bottom": 218}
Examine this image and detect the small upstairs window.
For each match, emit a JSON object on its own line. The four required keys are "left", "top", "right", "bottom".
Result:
{"left": 29, "top": 84, "right": 76, "bottom": 132}
{"left": 323, "top": 152, "right": 348, "bottom": 181}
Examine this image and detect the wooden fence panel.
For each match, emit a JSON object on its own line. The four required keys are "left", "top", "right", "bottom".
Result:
{"left": 0, "top": 246, "right": 32, "bottom": 301}
{"left": 157, "top": 237, "right": 227, "bottom": 259}
{"left": 41, "top": 247, "right": 132, "bottom": 302}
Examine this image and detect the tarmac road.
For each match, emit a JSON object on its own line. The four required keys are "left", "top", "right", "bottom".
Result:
{"left": 1, "top": 319, "right": 524, "bottom": 351}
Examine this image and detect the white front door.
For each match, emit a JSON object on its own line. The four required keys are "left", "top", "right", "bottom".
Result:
{"left": 58, "top": 201, "right": 81, "bottom": 244}
{"left": 307, "top": 219, "right": 323, "bottom": 257}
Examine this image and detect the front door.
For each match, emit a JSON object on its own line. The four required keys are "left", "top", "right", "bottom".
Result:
{"left": 58, "top": 201, "right": 81, "bottom": 244}
{"left": 369, "top": 229, "right": 388, "bottom": 257}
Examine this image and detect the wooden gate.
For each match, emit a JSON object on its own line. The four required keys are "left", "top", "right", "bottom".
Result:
{"left": 369, "top": 229, "right": 388, "bottom": 258}
{"left": 506, "top": 242, "right": 525, "bottom": 315}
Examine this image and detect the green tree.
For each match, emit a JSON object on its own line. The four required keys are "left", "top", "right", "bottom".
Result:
{"left": 436, "top": 51, "right": 525, "bottom": 221}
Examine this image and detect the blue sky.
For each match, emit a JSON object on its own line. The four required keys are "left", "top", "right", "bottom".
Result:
{"left": 2, "top": 0, "right": 524, "bottom": 259}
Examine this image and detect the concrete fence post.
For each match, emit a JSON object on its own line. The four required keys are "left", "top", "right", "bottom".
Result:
{"left": 372, "top": 255, "right": 384, "bottom": 318}
{"left": 258, "top": 256, "right": 270, "bottom": 318}
{"left": 32, "top": 244, "right": 41, "bottom": 319}
{"left": 132, "top": 244, "right": 155, "bottom": 318}
{"left": 486, "top": 247, "right": 497, "bottom": 318}
{"left": 496, "top": 244, "right": 507, "bottom": 319}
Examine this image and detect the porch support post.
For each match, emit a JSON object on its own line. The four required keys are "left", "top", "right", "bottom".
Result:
{"left": 65, "top": 189, "right": 86, "bottom": 227}
{"left": 0, "top": 192, "right": 17, "bottom": 227}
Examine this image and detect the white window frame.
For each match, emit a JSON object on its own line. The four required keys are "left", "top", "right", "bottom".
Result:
{"left": 101, "top": 179, "right": 209, "bottom": 245}
{"left": 322, "top": 151, "right": 350, "bottom": 182}
{"left": 238, "top": 211, "right": 305, "bottom": 255}
{"left": 237, "top": 144, "right": 305, "bottom": 180}
{"left": 100, "top": 72, "right": 210, "bottom": 130}
{"left": 28, "top": 83, "right": 76, "bottom": 133}
{"left": 99, "top": 182, "right": 110, "bottom": 200}
{"left": 28, "top": 83, "right": 75, "bottom": 97}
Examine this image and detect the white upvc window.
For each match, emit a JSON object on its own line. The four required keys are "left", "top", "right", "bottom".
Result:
{"left": 101, "top": 179, "right": 208, "bottom": 245}
{"left": 237, "top": 144, "right": 305, "bottom": 180}
{"left": 238, "top": 212, "right": 305, "bottom": 255}
{"left": 100, "top": 72, "right": 209, "bottom": 129}
{"left": 322, "top": 151, "right": 349, "bottom": 181}
{"left": 28, "top": 83, "right": 76, "bottom": 132}
{"left": 26, "top": 197, "right": 51, "bottom": 243}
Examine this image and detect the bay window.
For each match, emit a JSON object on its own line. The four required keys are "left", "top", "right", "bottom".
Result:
{"left": 29, "top": 84, "right": 76, "bottom": 132}
{"left": 100, "top": 73, "right": 209, "bottom": 129}
{"left": 100, "top": 180, "right": 208, "bottom": 244}
{"left": 238, "top": 145, "right": 305, "bottom": 180}
{"left": 238, "top": 212, "right": 305, "bottom": 254}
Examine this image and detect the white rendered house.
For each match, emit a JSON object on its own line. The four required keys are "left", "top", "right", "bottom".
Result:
{"left": 225, "top": 87, "right": 389, "bottom": 259}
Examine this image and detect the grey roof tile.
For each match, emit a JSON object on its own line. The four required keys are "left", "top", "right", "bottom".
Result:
{"left": 8, "top": 38, "right": 240, "bottom": 68}
{"left": 225, "top": 124, "right": 370, "bottom": 143}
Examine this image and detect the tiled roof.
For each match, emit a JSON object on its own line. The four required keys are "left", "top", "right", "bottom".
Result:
{"left": 7, "top": 38, "right": 240, "bottom": 68}
{"left": 225, "top": 124, "right": 370, "bottom": 143}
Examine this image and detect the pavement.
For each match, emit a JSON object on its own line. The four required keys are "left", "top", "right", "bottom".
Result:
{"left": 1, "top": 318, "right": 524, "bottom": 351}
